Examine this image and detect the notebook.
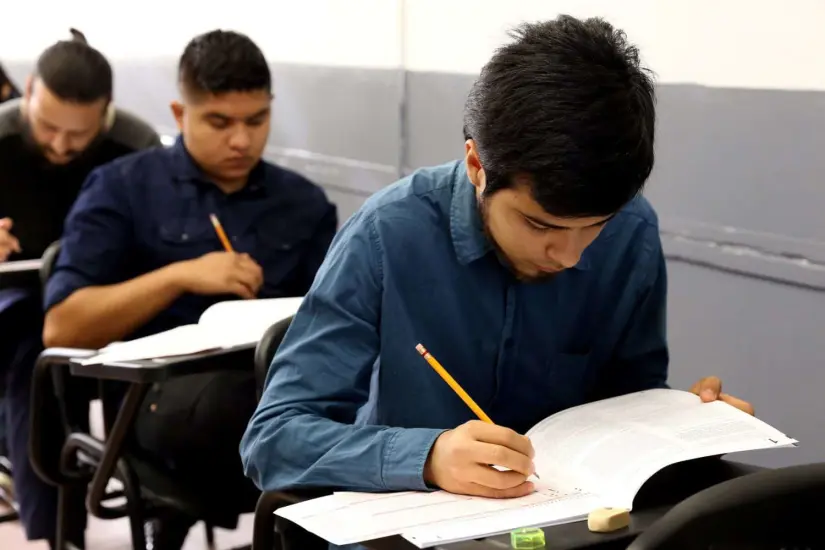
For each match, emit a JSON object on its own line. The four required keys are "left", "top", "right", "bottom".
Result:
{"left": 275, "top": 388, "right": 798, "bottom": 548}
{"left": 78, "top": 296, "right": 303, "bottom": 365}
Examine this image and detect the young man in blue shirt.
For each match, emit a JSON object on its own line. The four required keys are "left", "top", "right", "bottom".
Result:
{"left": 44, "top": 30, "right": 336, "bottom": 549}
{"left": 241, "top": 15, "right": 753, "bottom": 509}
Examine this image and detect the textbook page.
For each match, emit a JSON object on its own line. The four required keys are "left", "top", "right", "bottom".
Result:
{"left": 197, "top": 296, "right": 303, "bottom": 347}
{"left": 526, "top": 388, "right": 798, "bottom": 509}
{"left": 276, "top": 481, "right": 601, "bottom": 548}
{"left": 78, "top": 297, "right": 303, "bottom": 365}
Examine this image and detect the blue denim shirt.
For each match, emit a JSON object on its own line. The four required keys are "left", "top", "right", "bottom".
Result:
{"left": 45, "top": 137, "right": 337, "bottom": 337}
{"left": 241, "top": 160, "right": 668, "bottom": 496}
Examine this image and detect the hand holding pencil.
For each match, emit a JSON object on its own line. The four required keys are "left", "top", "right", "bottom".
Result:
{"left": 417, "top": 344, "right": 538, "bottom": 499}
{"left": 167, "top": 213, "right": 263, "bottom": 299}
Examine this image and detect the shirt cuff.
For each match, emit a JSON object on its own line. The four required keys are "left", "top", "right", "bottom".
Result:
{"left": 381, "top": 427, "right": 446, "bottom": 491}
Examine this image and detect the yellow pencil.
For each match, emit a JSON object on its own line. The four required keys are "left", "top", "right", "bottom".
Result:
{"left": 415, "top": 343, "right": 494, "bottom": 424}
{"left": 416, "top": 343, "right": 541, "bottom": 480}
{"left": 209, "top": 213, "right": 235, "bottom": 252}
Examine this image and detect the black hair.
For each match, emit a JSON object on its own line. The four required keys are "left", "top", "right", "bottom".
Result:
{"left": 34, "top": 28, "right": 113, "bottom": 103}
{"left": 178, "top": 30, "right": 271, "bottom": 96}
{"left": 464, "top": 15, "right": 656, "bottom": 218}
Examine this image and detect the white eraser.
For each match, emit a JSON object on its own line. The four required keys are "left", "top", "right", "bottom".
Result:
{"left": 587, "top": 507, "right": 630, "bottom": 533}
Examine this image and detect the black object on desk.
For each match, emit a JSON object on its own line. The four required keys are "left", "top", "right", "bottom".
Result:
{"left": 629, "top": 460, "right": 825, "bottom": 550}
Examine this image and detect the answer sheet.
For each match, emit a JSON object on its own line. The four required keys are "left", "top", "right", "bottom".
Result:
{"left": 527, "top": 388, "right": 798, "bottom": 508}
{"left": 276, "top": 482, "right": 600, "bottom": 547}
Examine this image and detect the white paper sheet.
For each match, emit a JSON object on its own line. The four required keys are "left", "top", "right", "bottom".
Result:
{"left": 0, "top": 259, "right": 43, "bottom": 273}
{"left": 276, "top": 482, "right": 599, "bottom": 547}
{"left": 77, "top": 297, "right": 303, "bottom": 364}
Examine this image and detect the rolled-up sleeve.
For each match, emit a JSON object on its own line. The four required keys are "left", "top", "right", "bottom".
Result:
{"left": 240, "top": 208, "right": 443, "bottom": 493}
{"left": 44, "top": 168, "right": 133, "bottom": 311}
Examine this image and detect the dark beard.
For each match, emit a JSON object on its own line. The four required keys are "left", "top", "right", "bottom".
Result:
{"left": 21, "top": 119, "right": 101, "bottom": 168}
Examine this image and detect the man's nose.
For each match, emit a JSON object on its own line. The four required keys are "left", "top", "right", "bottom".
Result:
{"left": 51, "top": 134, "right": 70, "bottom": 156}
{"left": 548, "top": 233, "right": 583, "bottom": 269}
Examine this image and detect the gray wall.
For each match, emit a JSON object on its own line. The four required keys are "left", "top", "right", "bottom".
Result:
{"left": 6, "top": 61, "right": 823, "bottom": 468}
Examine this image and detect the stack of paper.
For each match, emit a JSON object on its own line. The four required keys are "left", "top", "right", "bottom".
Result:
{"left": 278, "top": 484, "right": 599, "bottom": 547}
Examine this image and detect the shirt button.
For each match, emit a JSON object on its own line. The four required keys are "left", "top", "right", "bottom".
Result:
{"left": 181, "top": 233, "right": 189, "bottom": 241}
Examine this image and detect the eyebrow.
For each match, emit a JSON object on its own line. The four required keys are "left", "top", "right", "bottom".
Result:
{"left": 204, "top": 107, "right": 270, "bottom": 121}
{"left": 522, "top": 213, "right": 614, "bottom": 230}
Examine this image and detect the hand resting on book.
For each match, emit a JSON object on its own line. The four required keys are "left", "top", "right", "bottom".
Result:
{"left": 690, "top": 376, "right": 755, "bottom": 416}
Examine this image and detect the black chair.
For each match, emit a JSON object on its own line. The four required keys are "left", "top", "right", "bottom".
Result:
{"left": 251, "top": 316, "right": 329, "bottom": 550}
{"left": 627, "top": 461, "right": 825, "bottom": 550}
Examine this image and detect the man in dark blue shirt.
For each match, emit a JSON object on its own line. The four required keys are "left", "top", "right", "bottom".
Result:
{"left": 241, "top": 15, "right": 753, "bottom": 513}
{"left": 44, "top": 30, "right": 336, "bottom": 549}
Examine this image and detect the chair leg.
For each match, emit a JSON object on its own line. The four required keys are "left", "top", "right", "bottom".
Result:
{"left": 253, "top": 493, "right": 283, "bottom": 550}
{"left": 55, "top": 483, "right": 70, "bottom": 550}
{"left": 116, "top": 458, "right": 147, "bottom": 550}
{"left": 205, "top": 522, "right": 216, "bottom": 549}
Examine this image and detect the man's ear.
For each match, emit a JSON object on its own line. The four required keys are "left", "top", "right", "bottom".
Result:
{"left": 464, "top": 139, "right": 486, "bottom": 193}
{"left": 169, "top": 101, "right": 185, "bottom": 131}
{"left": 23, "top": 75, "right": 33, "bottom": 101}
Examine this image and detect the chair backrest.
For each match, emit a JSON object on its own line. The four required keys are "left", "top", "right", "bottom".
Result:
{"left": 39, "top": 239, "right": 61, "bottom": 292}
{"left": 253, "top": 315, "right": 294, "bottom": 401}
{"left": 627, "top": 461, "right": 825, "bottom": 549}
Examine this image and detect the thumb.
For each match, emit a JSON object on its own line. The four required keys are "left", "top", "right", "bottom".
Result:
{"left": 692, "top": 376, "right": 722, "bottom": 402}
{"left": 0, "top": 217, "right": 12, "bottom": 230}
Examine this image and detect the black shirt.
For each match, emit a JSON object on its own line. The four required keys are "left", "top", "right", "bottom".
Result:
{"left": 0, "top": 98, "right": 161, "bottom": 260}
{"left": 0, "top": 98, "right": 160, "bottom": 289}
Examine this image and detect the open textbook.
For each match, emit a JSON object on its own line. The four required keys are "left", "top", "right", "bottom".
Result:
{"left": 78, "top": 297, "right": 303, "bottom": 365}
{"left": 276, "top": 388, "right": 797, "bottom": 548}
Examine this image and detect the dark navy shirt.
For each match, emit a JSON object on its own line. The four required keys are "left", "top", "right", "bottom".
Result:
{"left": 241, "top": 160, "right": 669, "bottom": 496}
{"left": 45, "top": 137, "right": 337, "bottom": 339}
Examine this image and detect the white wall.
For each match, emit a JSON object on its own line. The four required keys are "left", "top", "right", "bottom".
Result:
{"left": 3, "top": 0, "right": 823, "bottom": 90}
{"left": 0, "top": 0, "right": 402, "bottom": 69}
{"left": 405, "top": 0, "right": 825, "bottom": 91}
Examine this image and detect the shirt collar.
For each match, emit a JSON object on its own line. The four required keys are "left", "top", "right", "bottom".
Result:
{"left": 170, "top": 135, "right": 267, "bottom": 196}
{"left": 448, "top": 161, "right": 590, "bottom": 271}
{"left": 450, "top": 163, "right": 492, "bottom": 265}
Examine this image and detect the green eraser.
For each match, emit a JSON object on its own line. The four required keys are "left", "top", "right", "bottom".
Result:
{"left": 510, "top": 527, "right": 546, "bottom": 548}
